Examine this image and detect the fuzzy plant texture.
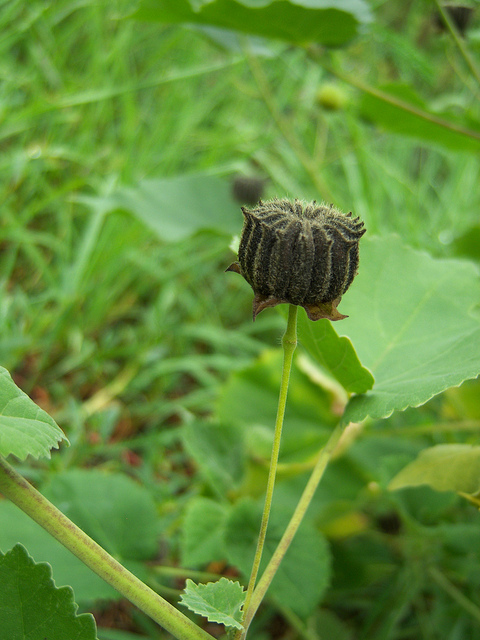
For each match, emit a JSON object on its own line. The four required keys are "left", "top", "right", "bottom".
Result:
{"left": 227, "top": 198, "right": 366, "bottom": 321}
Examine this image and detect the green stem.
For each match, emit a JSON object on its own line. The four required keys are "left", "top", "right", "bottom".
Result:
{"left": 0, "top": 456, "right": 213, "bottom": 640}
{"left": 244, "top": 48, "right": 333, "bottom": 202}
{"left": 310, "top": 51, "right": 480, "bottom": 145}
{"left": 243, "top": 420, "right": 345, "bottom": 632}
{"left": 336, "top": 69, "right": 480, "bottom": 143}
{"left": 238, "top": 304, "right": 298, "bottom": 639}
{"left": 428, "top": 566, "right": 480, "bottom": 624}
{"left": 433, "top": 0, "right": 480, "bottom": 90}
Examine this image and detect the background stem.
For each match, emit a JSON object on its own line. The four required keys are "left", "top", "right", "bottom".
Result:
{"left": 0, "top": 455, "right": 213, "bottom": 640}
{"left": 244, "top": 48, "right": 333, "bottom": 202}
{"left": 238, "top": 304, "right": 298, "bottom": 639}
{"left": 433, "top": 0, "right": 480, "bottom": 90}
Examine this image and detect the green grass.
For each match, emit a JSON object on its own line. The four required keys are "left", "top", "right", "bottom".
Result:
{"left": 2, "top": 0, "right": 480, "bottom": 638}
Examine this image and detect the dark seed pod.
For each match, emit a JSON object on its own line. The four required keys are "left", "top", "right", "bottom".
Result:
{"left": 231, "top": 175, "right": 266, "bottom": 205}
{"left": 226, "top": 198, "right": 366, "bottom": 321}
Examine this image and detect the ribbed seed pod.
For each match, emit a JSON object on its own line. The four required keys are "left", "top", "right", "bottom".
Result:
{"left": 226, "top": 198, "right": 366, "bottom": 321}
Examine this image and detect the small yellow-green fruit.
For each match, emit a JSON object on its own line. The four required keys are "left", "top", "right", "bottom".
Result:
{"left": 316, "top": 83, "right": 349, "bottom": 111}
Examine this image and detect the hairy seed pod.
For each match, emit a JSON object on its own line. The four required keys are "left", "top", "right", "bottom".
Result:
{"left": 226, "top": 198, "right": 366, "bottom": 321}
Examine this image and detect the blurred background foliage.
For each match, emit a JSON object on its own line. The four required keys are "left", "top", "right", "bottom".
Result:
{"left": 2, "top": 0, "right": 480, "bottom": 638}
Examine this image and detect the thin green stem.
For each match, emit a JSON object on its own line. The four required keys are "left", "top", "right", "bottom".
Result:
{"left": 244, "top": 48, "right": 333, "bottom": 202}
{"left": 243, "top": 420, "right": 345, "bottom": 632}
{"left": 433, "top": 0, "right": 480, "bottom": 90}
{"left": 310, "top": 50, "right": 480, "bottom": 145}
{"left": 335, "top": 69, "right": 480, "bottom": 143}
{"left": 0, "top": 456, "right": 213, "bottom": 640}
{"left": 238, "top": 304, "right": 298, "bottom": 639}
{"left": 428, "top": 566, "right": 480, "bottom": 624}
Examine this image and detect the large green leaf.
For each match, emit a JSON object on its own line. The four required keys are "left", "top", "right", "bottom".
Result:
{"left": 0, "top": 502, "right": 117, "bottom": 604}
{"left": 296, "top": 310, "right": 374, "bottom": 394}
{"left": 182, "top": 421, "right": 246, "bottom": 495}
{"left": 389, "top": 444, "right": 480, "bottom": 495}
{"left": 134, "top": 0, "right": 372, "bottom": 47}
{"left": 84, "top": 174, "right": 241, "bottom": 242}
{"left": 181, "top": 497, "right": 229, "bottom": 567}
{"left": 359, "top": 83, "right": 480, "bottom": 152}
{"left": 340, "top": 236, "right": 480, "bottom": 424}
{"left": 43, "top": 469, "right": 160, "bottom": 561}
{"left": 225, "top": 498, "right": 331, "bottom": 619}
{"left": 0, "top": 544, "right": 97, "bottom": 640}
{"left": 0, "top": 367, "right": 67, "bottom": 460}
{"left": 0, "top": 470, "right": 160, "bottom": 604}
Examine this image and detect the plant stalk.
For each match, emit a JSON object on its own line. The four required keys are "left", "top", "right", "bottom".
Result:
{"left": 244, "top": 47, "right": 334, "bottom": 203}
{"left": 428, "top": 565, "right": 480, "bottom": 624}
{"left": 243, "top": 419, "right": 345, "bottom": 632}
{"left": 433, "top": 0, "right": 480, "bottom": 90}
{"left": 309, "top": 50, "right": 480, "bottom": 145}
{"left": 0, "top": 455, "right": 213, "bottom": 640}
{"left": 238, "top": 304, "right": 298, "bottom": 639}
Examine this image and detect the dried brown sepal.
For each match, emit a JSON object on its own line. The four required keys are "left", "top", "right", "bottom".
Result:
{"left": 251, "top": 293, "right": 347, "bottom": 322}
{"left": 225, "top": 261, "right": 242, "bottom": 275}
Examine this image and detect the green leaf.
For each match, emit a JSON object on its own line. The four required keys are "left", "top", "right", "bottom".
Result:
{"left": 296, "top": 309, "right": 374, "bottom": 394}
{"left": 181, "top": 497, "right": 229, "bottom": 567}
{"left": 0, "top": 502, "right": 117, "bottom": 604}
{"left": 217, "top": 349, "right": 338, "bottom": 463}
{"left": 359, "top": 83, "right": 480, "bottom": 152}
{"left": 43, "top": 469, "right": 160, "bottom": 560}
{"left": 225, "top": 499, "right": 331, "bottom": 619}
{"left": 0, "top": 366, "right": 68, "bottom": 460}
{"left": 107, "top": 174, "right": 241, "bottom": 241}
{"left": 311, "top": 609, "right": 353, "bottom": 640}
{"left": 180, "top": 577, "right": 245, "bottom": 630}
{"left": 0, "top": 544, "right": 97, "bottom": 640}
{"left": 134, "top": 0, "right": 372, "bottom": 47}
{"left": 451, "top": 224, "right": 480, "bottom": 263}
{"left": 388, "top": 444, "right": 480, "bottom": 495}
{"left": 0, "top": 470, "right": 160, "bottom": 604}
{"left": 340, "top": 236, "right": 480, "bottom": 425}
{"left": 97, "top": 631, "right": 149, "bottom": 640}
{"left": 182, "top": 421, "right": 246, "bottom": 494}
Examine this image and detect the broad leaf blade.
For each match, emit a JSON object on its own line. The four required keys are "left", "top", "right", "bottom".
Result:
{"left": 340, "top": 236, "right": 480, "bottom": 424}
{"left": 0, "top": 544, "right": 97, "bottom": 640}
{"left": 181, "top": 497, "right": 229, "bottom": 567}
{"left": 360, "top": 83, "right": 480, "bottom": 152}
{"left": 0, "top": 503, "right": 117, "bottom": 604}
{"left": 0, "top": 367, "right": 67, "bottom": 460}
{"left": 44, "top": 469, "right": 160, "bottom": 560}
{"left": 0, "top": 470, "right": 160, "bottom": 604}
{"left": 182, "top": 421, "right": 246, "bottom": 495}
{"left": 297, "top": 310, "right": 374, "bottom": 394}
{"left": 180, "top": 577, "right": 245, "bottom": 629}
{"left": 134, "top": 0, "right": 372, "bottom": 47}
{"left": 112, "top": 174, "right": 241, "bottom": 241}
{"left": 389, "top": 444, "right": 480, "bottom": 495}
